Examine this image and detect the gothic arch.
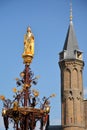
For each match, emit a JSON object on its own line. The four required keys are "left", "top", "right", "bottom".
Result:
{"left": 64, "top": 68, "right": 71, "bottom": 89}
{"left": 72, "top": 68, "right": 78, "bottom": 89}
{"left": 79, "top": 70, "right": 83, "bottom": 90}
{"left": 76, "top": 98, "right": 81, "bottom": 124}
{"left": 67, "top": 97, "right": 74, "bottom": 124}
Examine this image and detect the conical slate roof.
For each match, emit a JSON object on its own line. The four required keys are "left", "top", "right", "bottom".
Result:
{"left": 63, "top": 21, "right": 79, "bottom": 51}
{"left": 63, "top": 21, "right": 79, "bottom": 59}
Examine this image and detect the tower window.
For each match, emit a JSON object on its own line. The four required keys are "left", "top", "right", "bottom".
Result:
{"left": 70, "top": 91, "right": 72, "bottom": 96}
{"left": 80, "top": 92, "right": 82, "bottom": 96}
{"left": 70, "top": 117, "right": 72, "bottom": 123}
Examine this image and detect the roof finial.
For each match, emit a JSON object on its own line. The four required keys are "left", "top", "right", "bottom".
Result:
{"left": 70, "top": 0, "right": 73, "bottom": 22}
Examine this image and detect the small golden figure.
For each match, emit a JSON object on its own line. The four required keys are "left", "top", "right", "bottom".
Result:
{"left": 22, "top": 27, "right": 34, "bottom": 64}
{"left": 13, "top": 101, "right": 19, "bottom": 111}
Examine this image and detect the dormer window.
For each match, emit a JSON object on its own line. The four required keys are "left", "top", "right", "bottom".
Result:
{"left": 74, "top": 50, "right": 82, "bottom": 60}
{"left": 59, "top": 52, "right": 64, "bottom": 60}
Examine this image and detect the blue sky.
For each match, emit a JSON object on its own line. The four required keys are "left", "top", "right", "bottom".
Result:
{"left": 0, "top": 0, "right": 87, "bottom": 129}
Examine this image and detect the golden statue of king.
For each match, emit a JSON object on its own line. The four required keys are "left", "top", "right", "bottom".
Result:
{"left": 22, "top": 27, "right": 34, "bottom": 64}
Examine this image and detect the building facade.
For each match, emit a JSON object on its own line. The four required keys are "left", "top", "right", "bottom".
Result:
{"left": 47, "top": 4, "right": 87, "bottom": 130}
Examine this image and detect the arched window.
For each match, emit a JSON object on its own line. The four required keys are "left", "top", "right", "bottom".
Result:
{"left": 64, "top": 69, "right": 71, "bottom": 89}
{"left": 76, "top": 98, "right": 81, "bottom": 124}
{"left": 72, "top": 68, "right": 78, "bottom": 89}
{"left": 79, "top": 70, "right": 82, "bottom": 90}
{"left": 67, "top": 98, "right": 74, "bottom": 124}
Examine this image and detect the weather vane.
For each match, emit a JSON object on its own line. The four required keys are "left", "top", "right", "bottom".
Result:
{"left": 70, "top": 0, "right": 73, "bottom": 22}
